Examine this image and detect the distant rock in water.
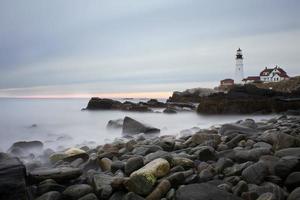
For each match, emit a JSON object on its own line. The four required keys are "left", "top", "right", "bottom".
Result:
{"left": 86, "top": 98, "right": 122, "bottom": 110}
{"left": 0, "top": 153, "right": 27, "bottom": 200}
{"left": 122, "top": 116, "right": 160, "bottom": 134}
{"left": 107, "top": 118, "right": 124, "bottom": 129}
{"left": 168, "top": 87, "right": 217, "bottom": 103}
{"left": 8, "top": 140, "right": 43, "bottom": 157}
{"left": 197, "top": 84, "right": 300, "bottom": 114}
{"left": 85, "top": 97, "right": 153, "bottom": 112}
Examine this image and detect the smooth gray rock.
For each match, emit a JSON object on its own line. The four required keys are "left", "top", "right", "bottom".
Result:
{"left": 62, "top": 184, "right": 93, "bottom": 200}
{"left": 92, "top": 173, "right": 113, "bottom": 199}
{"left": 0, "top": 153, "right": 27, "bottom": 200}
{"left": 285, "top": 172, "right": 300, "bottom": 191}
{"left": 125, "top": 156, "right": 144, "bottom": 176}
{"left": 288, "top": 187, "right": 300, "bottom": 200}
{"left": 107, "top": 119, "right": 123, "bottom": 129}
{"left": 175, "top": 183, "right": 243, "bottom": 200}
{"left": 219, "top": 123, "right": 257, "bottom": 136}
{"left": 122, "top": 117, "right": 160, "bottom": 134}
{"left": 242, "top": 162, "right": 268, "bottom": 184}
{"left": 275, "top": 148, "right": 300, "bottom": 158}
{"left": 29, "top": 167, "right": 82, "bottom": 183}
{"left": 78, "top": 193, "right": 99, "bottom": 200}
{"left": 35, "top": 191, "right": 61, "bottom": 200}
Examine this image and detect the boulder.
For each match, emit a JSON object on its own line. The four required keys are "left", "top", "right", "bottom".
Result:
{"left": 288, "top": 187, "right": 300, "bottom": 200}
{"left": 92, "top": 173, "right": 114, "bottom": 199}
{"left": 78, "top": 193, "right": 99, "bottom": 200}
{"left": 107, "top": 119, "right": 124, "bottom": 129}
{"left": 62, "top": 184, "right": 93, "bottom": 200}
{"left": 146, "top": 179, "right": 171, "bottom": 200}
{"left": 275, "top": 148, "right": 300, "bottom": 158}
{"left": 63, "top": 147, "right": 89, "bottom": 162}
{"left": 98, "top": 157, "right": 112, "bottom": 172}
{"left": 273, "top": 133, "right": 300, "bottom": 150}
{"left": 274, "top": 156, "right": 300, "bottom": 179}
{"left": 163, "top": 107, "right": 177, "bottom": 114}
{"left": 29, "top": 167, "right": 82, "bottom": 183}
{"left": 8, "top": 140, "right": 43, "bottom": 156}
{"left": 285, "top": 172, "right": 300, "bottom": 191}
{"left": 125, "top": 158, "right": 170, "bottom": 195}
{"left": 36, "top": 179, "right": 65, "bottom": 196}
{"left": 35, "top": 191, "right": 61, "bottom": 200}
{"left": 219, "top": 123, "right": 257, "bottom": 136}
{"left": 122, "top": 117, "right": 160, "bottom": 134}
{"left": 0, "top": 153, "right": 27, "bottom": 200}
{"left": 175, "top": 183, "right": 243, "bottom": 200}
{"left": 241, "top": 162, "right": 268, "bottom": 184}
{"left": 235, "top": 147, "right": 271, "bottom": 162}
{"left": 125, "top": 156, "right": 144, "bottom": 176}
{"left": 188, "top": 133, "right": 221, "bottom": 145}
{"left": 86, "top": 98, "right": 122, "bottom": 110}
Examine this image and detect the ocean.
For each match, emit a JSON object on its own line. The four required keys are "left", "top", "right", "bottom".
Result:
{"left": 0, "top": 98, "right": 276, "bottom": 151}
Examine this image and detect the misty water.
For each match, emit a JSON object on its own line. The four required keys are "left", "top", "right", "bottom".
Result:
{"left": 0, "top": 98, "right": 276, "bottom": 151}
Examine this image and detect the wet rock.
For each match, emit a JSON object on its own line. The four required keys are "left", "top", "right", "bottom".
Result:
{"left": 111, "top": 160, "right": 125, "bottom": 173}
{"left": 175, "top": 183, "right": 243, "bottom": 200}
{"left": 285, "top": 172, "right": 300, "bottom": 191}
{"left": 99, "top": 157, "right": 112, "bottom": 172}
{"left": 0, "top": 153, "right": 27, "bottom": 200}
{"left": 243, "top": 182, "right": 286, "bottom": 200}
{"left": 172, "top": 157, "right": 194, "bottom": 169}
{"left": 132, "top": 145, "right": 162, "bottom": 156}
{"left": 125, "top": 158, "right": 170, "bottom": 195}
{"left": 274, "top": 156, "right": 300, "bottom": 179}
{"left": 156, "top": 137, "right": 175, "bottom": 151}
{"left": 124, "top": 192, "right": 145, "bottom": 200}
{"left": 125, "top": 156, "right": 144, "bottom": 176}
{"left": 146, "top": 179, "right": 171, "bottom": 200}
{"left": 29, "top": 167, "right": 82, "bottom": 183}
{"left": 195, "top": 146, "right": 217, "bottom": 161}
{"left": 78, "top": 193, "right": 99, "bottom": 200}
{"left": 226, "top": 134, "right": 246, "bottom": 148}
{"left": 219, "top": 123, "right": 257, "bottom": 136}
{"left": 242, "top": 162, "right": 268, "bottom": 184}
{"left": 215, "top": 157, "right": 234, "bottom": 173}
{"left": 273, "top": 133, "right": 300, "bottom": 150}
{"left": 35, "top": 191, "right": 61, "bottom": 200}
{"left": 122, "top": 117, "right": 160, "bottom": 134}
{"left": 163, "top": 107, "right": 177, "bottom": 114}
{"left": 92, "top": 173, "right": 113, "bottom": 199}
{"left": 235, "top": 147, "right": 271, "bottom": 162}
{"left": 224, "top": 161, "right": 253, "bottom": 177}
{"left": 232, "top": 180, "right": 248, "bottom": 196}
{"left": 62, "top": 184, "right": 93, "bottom": 200}
{"left": 275, "top": 147, "right": 300, "bottom": 158}
{"left": 165, "top": 172, "right": 185, "bottom": 187}
{"left": 288, "top": 187, "right": 300, "bottom": 200}
{"left": 144, "top": 150, "right": 172, "bottom": 164}
{"left": 107, "top": 119, "right": 124, "bottom": 129}
{"left": 8, "top": 140, "right": 43, "bottom": 156}
{"left": 86, "top": 98, "right": 122, "bottom": 110}
{"left": 108, "top": 191, "right": 126, "bottom": 200}
{"left": 188, "top": 132, "right": 221, "bottom": 146}
{"left": 36, "top": 179, "right": 65, "bottom": 196}
{"left": 256, "top": 192, "right": 276, "bottom": 200}
{"left": 63, "top": 147, "right": 89, "bottom": 162}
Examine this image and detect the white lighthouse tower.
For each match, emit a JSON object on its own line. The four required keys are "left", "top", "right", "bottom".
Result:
{"left": 234, "top": 48, "right": 244, "bottom": 84}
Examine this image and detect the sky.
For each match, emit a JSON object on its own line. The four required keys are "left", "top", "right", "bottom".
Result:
{"left": 0, "top": 0, "right": 299, "bottom": 98}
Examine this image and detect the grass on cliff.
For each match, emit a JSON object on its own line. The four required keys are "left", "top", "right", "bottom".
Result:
{"left": 253, "top": 76, "right": 300, "bottom": 93}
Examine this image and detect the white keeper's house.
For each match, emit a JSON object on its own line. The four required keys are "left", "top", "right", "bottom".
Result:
{"left": 243, "top": 66, "right": 290, "bottom": 84}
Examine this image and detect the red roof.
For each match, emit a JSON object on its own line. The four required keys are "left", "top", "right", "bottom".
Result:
{"left": 260, "top": 66, "right": 289, "bottom": 77}
{"left": 243, "top": 76, "right": 260, "bottom": 81}
{"left": 221, "top": 78, "right": 234, "bottom": 82}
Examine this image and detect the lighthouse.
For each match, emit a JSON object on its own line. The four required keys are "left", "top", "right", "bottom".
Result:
{"left": 235, "top": 48, "right": 244, "bottom": 84}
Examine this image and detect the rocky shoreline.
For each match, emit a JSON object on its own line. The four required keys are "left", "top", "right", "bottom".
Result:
{"left": 1, "top": 115, "right": 300, "bottom": 200}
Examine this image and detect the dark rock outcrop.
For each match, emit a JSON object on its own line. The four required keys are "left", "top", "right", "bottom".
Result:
{"left": 0, "top": 153, "right": 28, "bottom": 200}
{"left": 122, "top": 117, "right": 160, "bottom": 134}
{"left": 197, "top": 84, "right": 300, "bottom": 114}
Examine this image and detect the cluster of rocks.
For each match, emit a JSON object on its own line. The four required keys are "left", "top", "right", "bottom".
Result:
{"left": 85, "top": 98, "right": 196, "bottom": 113}
{"left": 1, "top": 115, "right": 300, "bottom": 200}
{"left": 167, "top": 87, "right": 217, "bottom": 103}
{"left": 197, "top": 84, "right": 300, "bottom": 114}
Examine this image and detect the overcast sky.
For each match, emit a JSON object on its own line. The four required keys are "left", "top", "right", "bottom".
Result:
{"left": 0, "top": 0, "right": 299, "bottom": 98}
